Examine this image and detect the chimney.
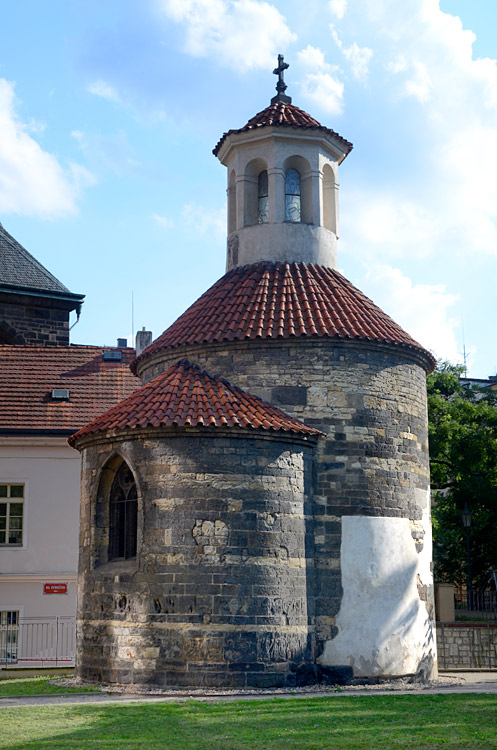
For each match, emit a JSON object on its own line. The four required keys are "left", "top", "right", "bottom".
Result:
{"left": 117, "top": 338, "right": 127, "bottom": 348}
{"left": 136, "top": 327, "right": 152, "bottom": 357}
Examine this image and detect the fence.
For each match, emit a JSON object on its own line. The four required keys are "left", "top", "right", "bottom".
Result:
{"left": 454, "top": 589, "right": 497, "bottom": 621}
{"left": 437, "top": 622, "right": 497, "bottom": 669}
{"left": 0, "top": 616, "right": 76, "bottom": 668}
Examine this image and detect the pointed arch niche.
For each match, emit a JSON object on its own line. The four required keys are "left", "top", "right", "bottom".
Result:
{"left": 94, "top": 455, "right": 138, "bottom": 567}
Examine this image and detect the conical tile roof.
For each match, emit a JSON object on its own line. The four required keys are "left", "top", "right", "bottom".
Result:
{"left": 132, "top": 262, "right": 436, "bottom": 374}
{"left": 69, "top": 359, "right": 323, "bottom": 446}
{"left": 213, "top": 101, "right": 353, "bottom": 157}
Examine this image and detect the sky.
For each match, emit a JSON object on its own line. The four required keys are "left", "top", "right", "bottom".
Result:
{"left": 1, "top": 0, "right": 496, "bottom": 377}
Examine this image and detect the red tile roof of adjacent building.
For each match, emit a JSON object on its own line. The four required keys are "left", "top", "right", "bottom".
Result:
{"left": 132, "top": 262, "right": 436, "bottom": 373}
{"left": 69, "top": 359, "right": 322, "bottom": 446}
{"left": 213, "top": 101, "right": 353, "bottom": 157}
{"left": 0, "top": 345, "right": 140, "bottom": 435}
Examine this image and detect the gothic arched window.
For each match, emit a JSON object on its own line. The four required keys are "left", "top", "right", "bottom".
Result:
{"left": 109, "top": 461, "right": 137, "bottom": 560}
{"left": 285, "top": 169, "right": 301, "bottom": 223}
{"left": 258, "top": 170, "right": 269, "bottom": 223}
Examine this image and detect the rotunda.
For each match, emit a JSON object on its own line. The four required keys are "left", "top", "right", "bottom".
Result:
{"left": 70, "top": 59, "right": 437, "bottom": 688}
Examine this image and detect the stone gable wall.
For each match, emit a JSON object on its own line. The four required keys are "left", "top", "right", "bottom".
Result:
{"left": 0, "top": 300, "right": 70, "bottom": 345}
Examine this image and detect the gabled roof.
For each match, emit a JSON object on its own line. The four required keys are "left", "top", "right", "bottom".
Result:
{"left": 132, "top": 262, "right": 436, "bottom": 373}
{"left": 0, "top": 222, "right": 83, "bottom": 303}
{"left": 69, "top": 359, "right": 323, "bottom": 446}
{"left": 0, "top": 345, "right": 139, "bottom": 435}
{"left": 213, "top": 101, "right": 353, "bottom": 157}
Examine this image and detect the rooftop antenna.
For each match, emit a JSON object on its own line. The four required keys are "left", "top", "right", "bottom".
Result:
{"left": 460, "top": 318, "right": 468, "bottom": 375}
{"left": 131, "top": 291, "right": 135, "bottom": 349}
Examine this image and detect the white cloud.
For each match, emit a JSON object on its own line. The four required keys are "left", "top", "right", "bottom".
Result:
{"left": 297, "top": 45, "right": 344, "bottom": 115}
{"left": 361, "top": 264, "right": 460, "bottom": 363}
{"left": 182, "top": 202, "right": 226, "bottom": 237}
{"left": 342, "top": 190, "right": 441, "bottom": 261}
{"left": 331, "top": 27, "right": 372, "bottom": 82}
{"left": 386, "top": 54, "right": 408, "bottom": 75}
{"left": 160, "top": 0, "right": 296, "bottom": 70}
{"left": 343, "top": 42, "right": 373, "bottom": 82}
{"left": 153, "top": 213, "right": 174, "bottom": 229}
{"left": 403, "top": 61, "right": 431, "bottom": 102}
{"left": 336, "top": 0, "right": 497, "bottom": 269}
{"left": 0, "top": 79, "right": 94, "bottom": 218}
{"left": 329, "top": 0, "right": 347, "bottom": 19}
{"left": 87, "top": 80, "right": 122, "bottom": 103}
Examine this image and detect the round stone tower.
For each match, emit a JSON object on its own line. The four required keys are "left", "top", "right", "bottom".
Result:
{"left": 71, "top": 59, "right": 437, "bottom": 688}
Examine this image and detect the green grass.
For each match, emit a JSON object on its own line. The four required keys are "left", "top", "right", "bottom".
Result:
{"left": 0, "top": 694, "right": 497, "bottom": 749}
{"left": 0, "top": 676, "right": 99, "bottom": 697}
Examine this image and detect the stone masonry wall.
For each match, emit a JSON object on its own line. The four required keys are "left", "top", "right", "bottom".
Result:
{"left": 77, "top": 430, "right": 316, "bottom": 688}
{"left": 138, "top": 339, "right": 434, "bottom": 670}
{"left": 437, "top": 623, "right": 497, "bottom": 670}
{"left": 0, "top": 299, "right": 70, "bottom": 345}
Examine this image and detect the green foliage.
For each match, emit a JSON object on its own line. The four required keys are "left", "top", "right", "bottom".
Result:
{"left": 1, "top": 695, "right": 497, "bottom": 749}
{"left": 427, "top": 362, "right": 497, "bottom": 585}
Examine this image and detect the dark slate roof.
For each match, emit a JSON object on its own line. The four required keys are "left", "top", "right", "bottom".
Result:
{"left": 132, "top": 262, "right": 436, "bottom": 374}
{"left": 69, "top": 359, "right": 323, "bottom": 446}
{"left": 0, "top": 222, "right": 76, "bottom": 295}
{"left": 213, "top": 101, "right": 353, "bottom": 157}
{"left": 0, "top": 344, "right": 139, "bottom": 435}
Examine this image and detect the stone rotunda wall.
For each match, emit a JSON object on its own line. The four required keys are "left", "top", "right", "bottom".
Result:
{"left": 76, "top": 430, "right": 316, "bottom": 688}
{"left": 137, "top": 338, "right": 437, "bottom": 679}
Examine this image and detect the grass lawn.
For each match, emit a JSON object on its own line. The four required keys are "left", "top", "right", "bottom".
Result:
{"left": 1, "top": 694, "right": 497, "bottom": 749}
{"left": 0, "top": 676, "right": 99, "bottom": 698}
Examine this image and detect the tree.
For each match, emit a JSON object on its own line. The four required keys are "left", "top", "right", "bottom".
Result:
{"left": 427, "top": 362, "right": 497, "bottom": 587}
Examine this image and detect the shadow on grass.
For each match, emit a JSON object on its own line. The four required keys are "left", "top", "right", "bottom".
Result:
{"left": 2, "top": 694, "right": 497, "bottom": 750}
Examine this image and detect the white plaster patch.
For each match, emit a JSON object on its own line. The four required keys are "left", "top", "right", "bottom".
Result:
{"left": 318, "top": 516, "right": 436, "bottom": 677}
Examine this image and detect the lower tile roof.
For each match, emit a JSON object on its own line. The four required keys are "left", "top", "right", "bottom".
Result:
{"left": 0, "top": 345, "right": 139, "bottom": 435}
{"left": 132, "top": 262, "right": 436, "bottom": 373}
{"left": 69, "top": 359, "right": 323, "bottom": 446}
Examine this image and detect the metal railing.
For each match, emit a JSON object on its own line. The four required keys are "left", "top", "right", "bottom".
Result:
{"left": 1, "top": 616, "right": 76, "bottom": 668}
{"left": 454, "top": 589, "right": 497, "bottom": 621}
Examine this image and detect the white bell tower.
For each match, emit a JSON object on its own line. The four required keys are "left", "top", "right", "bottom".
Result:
{"left": 214, "top": 56, "right": 353, "bottom": 272}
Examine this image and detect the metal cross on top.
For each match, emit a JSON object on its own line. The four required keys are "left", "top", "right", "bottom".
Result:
{"left": 271, "top": 54, "right": 292, "bottom": 105}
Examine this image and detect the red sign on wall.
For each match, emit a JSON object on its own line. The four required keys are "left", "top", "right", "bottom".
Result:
{"left": 43, "top": 583, "right": 68, "bottom": 595}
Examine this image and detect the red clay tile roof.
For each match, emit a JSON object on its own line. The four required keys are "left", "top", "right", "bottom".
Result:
{"left": 213, "top": 101, "right": 353, "bottom": 157}
{"left": 69, "top": 359, "right": 322, "bottom": 446}
{"left": 0, "top": 345, "right": 139, "bottom": 435}
{"left": 133, "top": 262, "right": 436, "bottom": 373}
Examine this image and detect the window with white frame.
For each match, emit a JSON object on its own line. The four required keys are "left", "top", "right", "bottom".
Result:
{"left": 0, "top": 484, "right": 24, "bottom": 546}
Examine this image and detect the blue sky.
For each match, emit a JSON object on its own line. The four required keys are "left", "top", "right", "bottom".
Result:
{"left": 1, "top": 0, "right": 496, "bottom": 376}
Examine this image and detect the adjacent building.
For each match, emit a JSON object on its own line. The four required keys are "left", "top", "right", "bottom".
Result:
{"left": 0, "top": 222, "right": 139, "bottom": 665}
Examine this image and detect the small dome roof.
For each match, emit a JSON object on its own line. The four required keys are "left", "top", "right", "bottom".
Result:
{"left": 69, "top": 359, "right": 323, "bottom": 447}
{"left": 213, "top": 101, "right": 353, "bottom": 157}
{"left": 132, "top": 262, "right": 436, "bottom": 374}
